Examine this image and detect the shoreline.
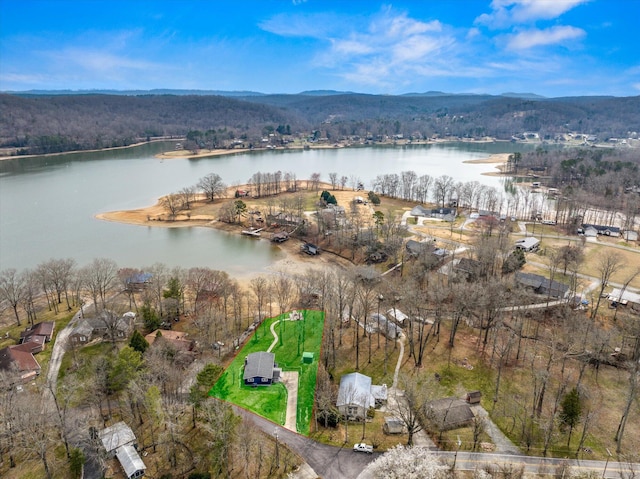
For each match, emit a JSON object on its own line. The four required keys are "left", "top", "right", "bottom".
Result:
{"left": 0, "top": 135, "right": 511, "bottom": 162}
{"left": 0, "top": 137, "right": 184, "bottom": 162}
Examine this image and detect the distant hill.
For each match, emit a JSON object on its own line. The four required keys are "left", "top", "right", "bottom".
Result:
{"left": 1, "top": 91, "right": 638, "bottom": 155}
{"left": 500, "top": 92, "right": 546, "bottom": 99}
{"left": 6, "top": 88, "right": 266, "bottom": 97}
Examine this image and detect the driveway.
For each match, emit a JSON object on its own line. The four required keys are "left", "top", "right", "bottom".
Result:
{"left": 230, "top": 404, "right": 378, "bottom": 479}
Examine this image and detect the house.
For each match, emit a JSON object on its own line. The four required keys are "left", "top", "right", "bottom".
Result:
{"left": 466, "top": 391, "right": 482, "bottom": 405}
{"left": 514, "top": 237, "right": 540, "bottom": 252}
{"left": 123, "top": 272, "right": 153, "bottom": 291}
{"left": 623, "top": 230, "right": 638, "bottom": 242}
{"left": 453, "top": 258, "right": 482, "bottom": 281}
{"left": 337, "top": 372, "right": 375, "bottom": 419}
{"left": 386, "top": 308, "right": 408, "bottom": 325}
{"left": 383, "top": 417, "right": 406, "bottom": 435}
{"left": 243, "top": 352, "right": 281, "bottom": 386}
{"left": 410, "top": 205, "right": 457, "bottom": 220}
{"left": 608, "top": 288, "right": 640, "bottom": 308}
{"left": 426, "top": 397, "right": 475, "bottom": 431}
{"left": 99, "top": 422, "right": 137, "bottom": 456}
{"left": 516, "top": 272, "right": 570, "bottom": 298}
{"left": 370, "top": 313, "right": 402, "bottom": 340}
{"left": 582, "top": 224, "right": 621, "bottom": 236}
{"left": 69, "top": 321, "right": 95, "bottom": 346}
{"left": 0, "top": 345, "right": 41, "bottom": 381}
{"left": 301, "top": 242, "right": 320, "bottom": 255}
{"left": 145, "top": 330, "right": 196, "bottom": 365}
{"left": 20, "top": 321, "right": 55, "bottom": 344}
{"left": 99, "top": 422, "right": 146, "bottom": 479}
{"left": 84, "top": 311, "right": 134, "bottom": 341}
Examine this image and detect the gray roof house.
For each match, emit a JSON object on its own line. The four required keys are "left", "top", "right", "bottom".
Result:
{"left": 243, "top": 352, "right": 281, "bottom": 386}
{"left": 516, "top": 272, "right": 569, "bottom": 298}
{"left": 337, "top": 372, "right": 375, "bottom": 419}
{"left": 514, "top": 237, "right": 540, "bottom": 252}
{"left": 426, "top": 397, "right": 475, "bottom": 431}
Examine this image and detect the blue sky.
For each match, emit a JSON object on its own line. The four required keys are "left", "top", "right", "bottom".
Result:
{"left": 1, "top": 0, "right": 638, "bottom": 97}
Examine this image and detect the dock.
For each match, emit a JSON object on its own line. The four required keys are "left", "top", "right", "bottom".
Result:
{"left": 242, "top": 228, "right": 264, "bottom": 237}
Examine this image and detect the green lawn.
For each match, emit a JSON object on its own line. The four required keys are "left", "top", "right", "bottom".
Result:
{"left": 210, "top": 310, "right": 325, "bottom": 435}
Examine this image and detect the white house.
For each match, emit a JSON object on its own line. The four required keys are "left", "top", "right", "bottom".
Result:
{"left": 514, "top": 237, "right": 540, "bottom": 252}
{"left": 386, "top": 308, "right": 408, "bottom": 325}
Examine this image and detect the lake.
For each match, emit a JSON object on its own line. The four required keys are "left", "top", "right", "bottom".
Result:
{"left": 0, "top": 141, "right": 534, "bottom": 273}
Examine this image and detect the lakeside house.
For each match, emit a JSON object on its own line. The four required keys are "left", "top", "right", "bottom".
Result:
{"left": 426, "top": 397, "right": 475, "bottom": 431}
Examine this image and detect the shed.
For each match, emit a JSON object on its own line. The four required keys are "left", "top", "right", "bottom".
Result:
{"left": 383, "top": 417, "right": 406, "bottom": 435}
{"left": 301, "top": 242, "right": 320, "bottom": 255}
{"left": 115, "top": 444, "right": 146, "bottom": 479}
{"left": 466, "top": 390, "right": 482, "bottom": 405}
{"left": 623, "top": 230, "right": 638, "bottom": 242}
{"left": 302, "top": 352, "right": 314, "bottom": 364}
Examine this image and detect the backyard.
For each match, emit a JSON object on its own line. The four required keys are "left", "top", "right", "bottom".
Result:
{"left": 210, "top": 309, "right": 325, "bottom": 435}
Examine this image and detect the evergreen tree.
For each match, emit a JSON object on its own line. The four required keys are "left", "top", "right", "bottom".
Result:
{"left": 560, "top": 387, "right": 582, "bottom": 446}
{"left": 129, "top": 329, "right": 149, "bottom": 353}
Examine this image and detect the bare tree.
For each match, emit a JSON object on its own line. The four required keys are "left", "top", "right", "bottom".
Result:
{"left": 197, "top": 173, "right": 227, "bottom": 201}
{"left": 591, "top": 252, "right": 624, "bottom": 319}
{"left": 614, "top": 360, "right": 639, "bottom": 454}
{"left": 0, "top": 268, "right": 26, "bottom": 325}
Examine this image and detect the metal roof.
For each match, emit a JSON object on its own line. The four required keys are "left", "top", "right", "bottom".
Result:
{"left": 337, "top": 372, "right": 374, "bottom": 409}
{"left": 115, "top": 444, "right": 146, "bottom": 478}
{"left": 243, "top": 352, "right": 276, "bottom": 380}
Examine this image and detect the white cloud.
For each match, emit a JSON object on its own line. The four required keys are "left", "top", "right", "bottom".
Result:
{"left": 477, "top": 0, "right": 590, "bottom": 28}
{"left": 506, "top": 25, "right": 585, "bottom": 49}
{"left": 633, "top": 83, "right": 640, "bottom": 92}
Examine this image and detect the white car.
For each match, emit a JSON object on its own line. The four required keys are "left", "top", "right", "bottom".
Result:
{"left": 353, "top": 443, "right": 373, "bottom": 454}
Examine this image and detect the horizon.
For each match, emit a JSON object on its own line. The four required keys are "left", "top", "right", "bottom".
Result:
{"left": 1, "top": 1, "right": 639, "bottom": 97}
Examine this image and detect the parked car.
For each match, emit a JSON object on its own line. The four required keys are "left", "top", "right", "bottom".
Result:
{"left": 353, "top": 443, "right": 373, "bottom": 454}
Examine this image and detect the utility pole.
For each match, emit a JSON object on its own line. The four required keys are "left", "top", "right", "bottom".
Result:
{"left": 602, "top": 448, "right": 612, "bottom": 479}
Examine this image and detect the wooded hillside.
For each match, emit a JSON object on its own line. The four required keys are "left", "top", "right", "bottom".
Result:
{"left": 1, "top": 92, "right": 639, "bottom": 155}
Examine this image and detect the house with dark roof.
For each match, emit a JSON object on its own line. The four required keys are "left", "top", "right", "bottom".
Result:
{"left": 243, "top": 352, "right": 281, "bottom": 386}
{"left": 582, "top": 224, "right": 621, "bottom": 236}
{"left": 0, "top": 345, "right": 41, "bottom": 381}
{"left": 516, "top": 272, "right": 569, "bottom": 298}
{"left": 20, "top": 321, "right": 55, "bottom": 345}
{"left": 426, "top": 397, "right": 475, "bottom": 431}
{"left": 453, "top": 258, "right": 483, "bottom": 281}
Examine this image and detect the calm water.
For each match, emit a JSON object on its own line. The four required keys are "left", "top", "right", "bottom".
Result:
{"left": 0, "top": 141, "right": 534, "bottom": 273}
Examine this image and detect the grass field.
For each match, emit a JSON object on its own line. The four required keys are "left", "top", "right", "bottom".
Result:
{"left": 210, "top": 310, "right": 325, "bottom": 435}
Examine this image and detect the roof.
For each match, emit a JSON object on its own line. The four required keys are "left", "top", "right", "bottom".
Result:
{"left": 243, "top": 352, "right": 276, "bottom": 380}
{"left": 371, "top": 384, "right": 388, "bottom": 402}
{"left": 386, "top": 308, "right": 408, "bottom": 323}
{"left": 126, "top": 272, "right": 153, "bottom": 284}
{"left": 115, "top": 444, "right": 146, "bottom": 478}
{"left": 405, "top": 239, "right": 435, "bottom": 256}
{"left": 0, "top": 346, "right": 41, "bottom": 374}
{"left": 609, "top": 288, "right": 640, "bottom": 305}
{"left": 582, "top": 224, "right": 620, "bottom": 234}
{"left": 427, "top": 398, "right": 475, "bottom": 430}
{"left": 410, "top": 205, "right": 430, "bottom": 217}
{"left": 20, "top": 321, "right": 54, "bottom": 341}
{"left": 337, "top": 372, "right": 374, "bottom": 409}
{"left": 99, "top": 422, "right": 136, "bottom": 453}
{"left": 70, "top": 321, "right": 94, "bottom": 337}
{"left": 514, "top": 237, "right": 540, "bottom": 249}
{"left": 146, "top": 329, "right": 193, "bottom": 352}
{"left": 516, "top": 272, "right": 569, "bottom": 297}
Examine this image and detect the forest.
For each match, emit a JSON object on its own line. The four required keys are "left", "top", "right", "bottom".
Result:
{"left": 1, "top": 91, "right": 639, "bottom": 155}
